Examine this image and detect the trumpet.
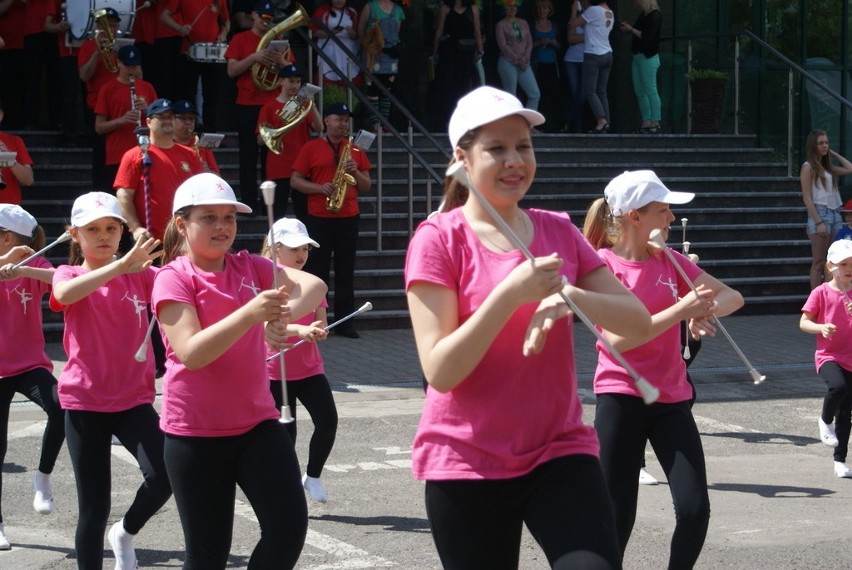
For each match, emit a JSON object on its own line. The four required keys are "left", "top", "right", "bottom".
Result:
{"left": 251, "top": 5, "right": 309, "bottom": 92}
{"left": 92, "top": 8, "right": 118, "bottom": 73}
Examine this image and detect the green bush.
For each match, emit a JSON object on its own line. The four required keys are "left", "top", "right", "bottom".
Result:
{"left": 686, "top": 68, "right": 728, "bottom": 82}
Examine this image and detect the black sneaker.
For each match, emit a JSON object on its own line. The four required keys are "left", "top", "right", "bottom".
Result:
{"left": 335, "top": 326, "right": 360, "bottom": 339}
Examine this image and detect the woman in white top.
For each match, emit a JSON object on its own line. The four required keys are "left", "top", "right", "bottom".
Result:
{"left": 563, "top": 0, "right": 589, "bottom": 132}
{"left": 575, "top": 0, "right": 613, "bottom": 133}
{"left": 801, "top": 129, "right": 852, "bottom": 288}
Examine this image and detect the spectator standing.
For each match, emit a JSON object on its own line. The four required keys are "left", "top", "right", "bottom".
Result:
{"left": 358, "top": 0, "right": 405, "bottom": 131}
{"left": 620, "top": 0, "right": 662, "bottom": 133}
{"left": 563, "top": 0, "right": 588, "bottom": 132}
{"left": 495, "top": 0, "right": 541, "bottom": 112}
{"left": 531, "top": 0, "right": 561, "bottom": 131}
{"left": 0, "top": 99, "right": 34, "bottom": 205}
{"left": 256, "top": 64, "right": 323, "bottom": 220}
{"left": 291, "top": 102, "right": 372, "bottom": 339}
{"left": 576, "top": 0, "right": 613, "bottom": 133}
{"left": 801, "top": 129, "right": 852, "bottom": 289}
{"left": 431, "top": 0, "right": 482, "bottom": 130}
{"left": 94, "top": 45, "right": 157, "bottom": 187}
{"left": 312, "top": 0, "right": 362, "bottom": 96}
{"left": 225, "top": 0, "right": 291, "bottom": 212}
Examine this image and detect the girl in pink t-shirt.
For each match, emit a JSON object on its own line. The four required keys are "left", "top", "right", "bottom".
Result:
{"left": 0, "top": 204, "right": 64, "bottom": 550}
{"left": 800, "top": 239, "right": 852, "bottom": 478}
{"left": 262, "top": 217, "right": 337, "bottom": 504}
{"left": 583, "top": 170, "right": 744, "bottom": 568}
{"left": 152, "top": 173, "right": 326, "bottom": 569}
{"left": 51, "top": 192, "right": 170, "bottom": 570}
{"left": 405, "top": 86, "right": 650, "bottom": 569}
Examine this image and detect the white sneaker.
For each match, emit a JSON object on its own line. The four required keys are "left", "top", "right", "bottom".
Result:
{"left": 835, "top": 462, "right": 852, "bottom": 478}
{"left": 0, "top": 523, "right": 10, "bottom": 550}
{"left": 32, "top": 471, "right": 55, "bottom": 515}
{"left": 819, "top": 417, "right": 839, "bottom": 447}
{"left": 108, "top": 520, "right": 138, "bottom": 569}
{"left": 302, "top": 474, "right": 329, "bottom": 503}
{"left": 639, "top": 467, "right": 659, "bottom": 486}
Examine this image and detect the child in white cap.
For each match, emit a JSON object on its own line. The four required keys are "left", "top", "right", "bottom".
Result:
{"left": 0, "top": 204, "right": 65, "bottom": 549}
{"left": 406, "top": 86, "right": 651, "bottom": 568}
{"left": 153, "top": 173, "right": 327, "bottom": 568}
{"left": 801, "top": 239, "right": 852, "bottom": 477}
{"left": 583, "top": 170, "right": 745, "bottom": 568}
{"left": 50, "top": 191, "right": 169, "bottom": 569}
{"left": 262, "top": 217, "right": 337, "bottom": 503}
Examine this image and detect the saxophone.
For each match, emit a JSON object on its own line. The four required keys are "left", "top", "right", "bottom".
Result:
{"left": 326, "top": 136, "right": 356, "bottom": 214}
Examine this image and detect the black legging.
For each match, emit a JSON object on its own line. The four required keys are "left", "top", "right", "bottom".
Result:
{"left": 164, "top": 420, "right": 307, "bottom": 569}
{"left": 302, "top": 215, "right": 359, "bottom": 322}
{"left": 0, "top": 367, "right": 65, "bottom": 523}
{"left": 270, "top": 374, "right": 338, "bottom": 478}
{"left": 595, "top": 394, "right": 710, "bottom": 570}
{"left": 819, "top": 361, "right": 852, "bottom": 462}
{"left": 65, "top": 404, "right": 172, "bottom": 570}
{"left": 425, "top": 455, "right": 622, "bottom": 570}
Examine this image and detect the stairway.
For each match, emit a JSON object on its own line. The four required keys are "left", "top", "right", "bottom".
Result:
{"left": 14, "top": 129, "right": 805, "bottom": 341}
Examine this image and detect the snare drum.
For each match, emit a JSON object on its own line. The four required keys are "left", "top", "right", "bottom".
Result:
{"left": 67, "top": 0, "right": 135, "bottom": 41}
{"left": 187, "top": 43, "right": 228, "bottom": 63}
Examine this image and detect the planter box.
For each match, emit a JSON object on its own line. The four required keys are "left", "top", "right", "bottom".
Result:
{"left": 690, "top": 78, "right": 727, "bottom": 134}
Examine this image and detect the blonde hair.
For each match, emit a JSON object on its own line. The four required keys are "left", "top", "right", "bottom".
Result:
{"left": 582, "top": 197, "right": 656, "bottom": 256}
{"left": 636, "top": 0, "right": 659, "bottom": 12}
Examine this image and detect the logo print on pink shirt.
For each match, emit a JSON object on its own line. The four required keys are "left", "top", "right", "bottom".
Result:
{"left": 239, "top": 277, "right": 260, "bottom": 296}
{"left": 13, "top": 285, "right": 33, "bottom": 315}
{"left": 657, "top": 275, "right": 679, "bottom": 302}
{"left": 123, "top": 292, "right": 148, "bottom": 327}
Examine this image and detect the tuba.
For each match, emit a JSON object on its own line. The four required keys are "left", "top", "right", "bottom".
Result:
{"left": 92, "top": 8, "right": 118, "bottom": 73}
{"left": 259, "top": 95, "right": 313, "bottom": 154}
{"left": 251, "top": 5, "right": 309, "bottom": 92}
{"left": 326, "top": 136, "right": 356, "bottom": 214}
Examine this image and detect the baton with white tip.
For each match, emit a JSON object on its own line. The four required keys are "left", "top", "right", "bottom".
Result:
{"left": 266, "top": 302, "right": 373, "bottom": 361}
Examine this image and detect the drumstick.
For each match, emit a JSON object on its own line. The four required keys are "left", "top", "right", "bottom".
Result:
{"left": 266, "top": 302, "right": 373, "bottom": 362}
{"left": 188, "top": 4, "right": 209, "bottom": 29}
{"left": 447, "top": 161, "right": 660, "bottom": 404}
{"left": 647, "top": 228, "right": 766, "bottom": 384}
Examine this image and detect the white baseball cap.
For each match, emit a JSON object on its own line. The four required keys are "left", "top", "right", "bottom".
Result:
{"left": 604, "top": 170, "right": 694, "bottom": 217}
{"left": 828, "top": 239, "right": 852, "bottom": 264}
{"left": 448, "top": 86, "right": 545, "bottom": 149}
{"left": 71, "top": 192, "right": 127, "bottom": 227}
{"left": 268, "top": 217, "right": 320, "bottom": 248}
{"left": 172, "top": 173, "right": 252, "bottom": 214}
{"left": 0, "top": 204, "right": 37, "bottom": 236}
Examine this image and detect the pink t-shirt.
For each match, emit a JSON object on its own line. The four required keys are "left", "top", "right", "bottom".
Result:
{"left": 404, "top": 208, "right": 602, "bottom": 481}
{"left": 152, "top": 251, "right": 280, "bottom": 437}
{"left": 266, "top": 297, "right": 328, "bottom": 381}
{"left": 0, "top": 257, "right": 53, "bottom": 378}
{"left": 51, "top": 265, "right": 157, "bottom": 412}
{"left": 802, "top": 283, "right": 852, "bottom": 372}
{"left": 593, "top": 247, "right": 703, "bottom": 403}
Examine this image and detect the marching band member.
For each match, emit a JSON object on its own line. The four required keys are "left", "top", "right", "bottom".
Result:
{"left": 94, "top": 45, "right": 157, "bottom": 188}
{"left": 115, "top": 98, "right": 204, "bottom": 242}
{"left": 225, "top": 0, "right": 291, "bottom": 212}
{"left": 583, "top": 170, "right": 743, "bottom": 568}
{"left": 51, "top": 192, "right": 170, "bottom": 570}
{"left": 153, "top": 173, "right": 326, "bottom": 568}
{"left": 262, "top": 217, "right": 338, "bottom": 503}
{"left": 173, "top": 99, "right": 221, "bottom": 174}
{"left": 0, "top": 98, "right": 34, "bottom": 205}
{"left": 23, "top": 0, "right": 59, "bottom": 130}
{"left": 405, "top": 86, "right": 647, "bottom": 569}
{"left": 256, "top": 64, "right": 322, "bottom": 219}
{"left": 0, "top": 205, "right": 65, "bottom": 550}
{"left": 291, "top": 102, "right": 371, "bottom": 339}
{"left": 45, "top": 0, "right": 81, "bottom": 143}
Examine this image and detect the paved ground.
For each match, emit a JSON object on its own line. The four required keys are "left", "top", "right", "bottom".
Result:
{"left": 6, "top": 313, "right": 852, "bottom": 569}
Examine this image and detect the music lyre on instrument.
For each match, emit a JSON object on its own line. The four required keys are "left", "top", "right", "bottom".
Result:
{"left": 0, "top": 151, "right": 15, "bottom": 191}
{"left": 447, "top": 161, "right": 660, "bottom": 404}
{"left": 647, "top": 228, "right": 766, "bottom": 384}
{"left": 251, "top": 4, "right": 309, "bottom": 91}
{"left": 260, "top": 181, "right": 294, "bottom": 423}
{"left": 266, "top": 302, "right": 373, "bottom": 362}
